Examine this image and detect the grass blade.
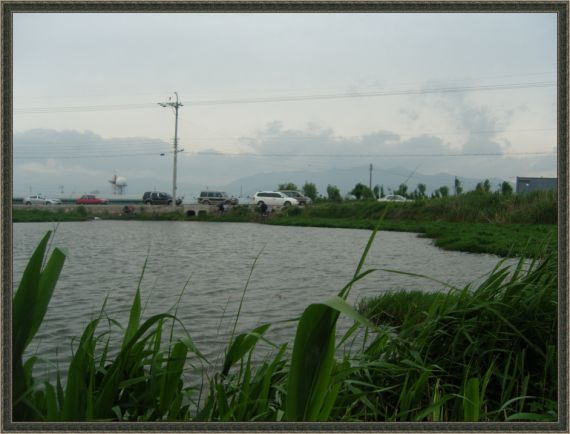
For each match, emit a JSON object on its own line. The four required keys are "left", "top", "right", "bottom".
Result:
{"left": 286, "top": 303, "right": 337, "bottom": 421}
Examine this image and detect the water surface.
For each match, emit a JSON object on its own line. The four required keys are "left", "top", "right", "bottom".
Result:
{"left": 13, "top": 221, "right": 509, "bottom": 374}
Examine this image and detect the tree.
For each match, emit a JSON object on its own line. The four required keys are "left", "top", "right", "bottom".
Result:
{"left": 438, "top": 186, "right": 449, "bottom": 198}
{"left": 501, "top": 181, "right": 513, "bottom": 196}
{"left": 373, "top": 185, "right": 380, "bottom": 199}
{"left": 326, "top": 184, "right": 342, "bottom": 202}
{"left": 302, "top": 182, "right": 318, "bottom": 201}
{"left": 416, "top": 183, "right": 427, "bottom": 199}
{"left": 380, "top": 185, "right": 385, "bottom": 198}
{"left": 475, "top": 179, "right": 491, "bottom": 194}
{"left": 394, "top": 183, "right": 409, "bottom": 198}
{"left": 278, "top": 182, "right": 297, "bottom": 191}
{"left": 454, "top": 177, "right": 463, "bottom": 196}
{"left": 350, "top": 183, "right": 374, "bottom": 200}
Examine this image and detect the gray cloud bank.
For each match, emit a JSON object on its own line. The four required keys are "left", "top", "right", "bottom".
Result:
{"left": 12, "top": 125, "right": 556, "bottom": 198}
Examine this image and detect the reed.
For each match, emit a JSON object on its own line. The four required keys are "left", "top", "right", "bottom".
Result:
{"left": 12, "top": 227, "right": 557, "bottom": 422}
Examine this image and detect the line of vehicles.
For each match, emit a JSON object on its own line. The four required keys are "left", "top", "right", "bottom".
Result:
{"left": 20, "top": 189, "right": 314, "bottom": 207}
{"left": 22, "top": 194, "right": 110, "bottom": 205}
{"left": 21, "top": 191, "right": 409, "bottom": 207}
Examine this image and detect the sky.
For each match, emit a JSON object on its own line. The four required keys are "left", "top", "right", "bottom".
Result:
{"left": 12, "top": 12, "right": 558, "bottom": 198}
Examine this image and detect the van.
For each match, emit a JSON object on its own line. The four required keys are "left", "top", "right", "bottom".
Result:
{"left": 197, "top": 190, "right": 238, "bottom": 205}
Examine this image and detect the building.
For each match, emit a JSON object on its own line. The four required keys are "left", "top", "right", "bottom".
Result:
{"left": 515, "top": 177, "right": 557, "bottom": 194}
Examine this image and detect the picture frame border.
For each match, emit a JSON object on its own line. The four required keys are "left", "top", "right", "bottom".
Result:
{"left": 1, "top": 1, "right": 568, "bottom": 432}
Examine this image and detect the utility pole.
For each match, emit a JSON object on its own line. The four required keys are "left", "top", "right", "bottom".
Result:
{"left": 369, "top": 163, "right": 373, "bottom": 193}
{"left": 158, "top": 92, "right": 183, "bottom": 207}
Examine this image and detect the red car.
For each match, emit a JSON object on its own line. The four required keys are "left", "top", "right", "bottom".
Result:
{"left": 75, "top": 194, "right": 109, "bottom": 205}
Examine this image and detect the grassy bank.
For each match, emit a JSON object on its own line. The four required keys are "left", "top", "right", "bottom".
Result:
{"left": 268, "top": 217, "right": 556, "bottom": 257}
{"left": 12, "top": 207, "right": 92, "bottom": 222}
{"left": 13, "top": 191, "right": 557, "bottom": 257}
{"left": 305, "top": 189, "right": 557, "bottom": 225}
{"left": 13, "top": 228, "right": 557, "bottom": 422}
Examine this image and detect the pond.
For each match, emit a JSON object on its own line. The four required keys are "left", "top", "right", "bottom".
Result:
{"left": 13, "top": 221, "right": 510, "bottom": 378}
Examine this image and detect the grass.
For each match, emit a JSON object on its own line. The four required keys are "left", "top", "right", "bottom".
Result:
{"left": 352, "top": 253, "right": 558, "bottom": 421}
{"left": 305, "top": 189, "right": 558, "bottom": 225}
{"left": 13, "top": 191, "right": 557, "bottom": 258}
{"left": 12, "top": 223, "right": 558, "bottom": 422}
{"left": 12, "top": 207, "right": 91, "bottom": 222}
{"left": 268, "top": 217, "right": 557, "bottom": 257}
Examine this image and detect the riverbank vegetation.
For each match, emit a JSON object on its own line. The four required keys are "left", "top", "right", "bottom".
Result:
{"left": 13, "top": 228, "right": 558, "bottom": 422}
{"left": 13, "top": 189, "right": 557, "bottom": 257}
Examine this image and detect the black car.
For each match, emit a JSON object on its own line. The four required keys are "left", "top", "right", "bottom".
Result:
{"left": 142, "top": 191, "right": 182, "bottom": 205}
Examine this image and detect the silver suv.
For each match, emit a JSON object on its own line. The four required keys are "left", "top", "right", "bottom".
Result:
{"left": 198, "top": 190, "right": 238, "bottom": 205}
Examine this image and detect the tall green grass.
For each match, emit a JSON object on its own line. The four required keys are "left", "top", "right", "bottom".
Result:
{"left": 13, "top": 228, "right": 557, "bottom": 422}
{"left": 299, "top": 190, "right": 557, "bottom": 225}
{"left": 354, "top": 255, "right": 558, "bottom": 421}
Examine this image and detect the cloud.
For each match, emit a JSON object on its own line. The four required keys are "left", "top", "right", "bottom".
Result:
{"left": 11, "top": 124, "right": 557, "bottom": 198}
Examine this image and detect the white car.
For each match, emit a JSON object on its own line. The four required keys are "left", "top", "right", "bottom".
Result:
{"left": 23, "top": 194, "right": 62, "bottom": 205}
{"left": 377, "top": 195, "right": 410, "bottom": 202}
{"left": 253, "top": 191, "right": 300, "bottom": 207}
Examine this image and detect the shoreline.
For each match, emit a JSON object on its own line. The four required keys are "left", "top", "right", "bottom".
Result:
{"left": 12, "top": 208, "right": 557, "bottom": 258}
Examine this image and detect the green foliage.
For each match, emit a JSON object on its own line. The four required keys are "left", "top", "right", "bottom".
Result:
{"left": 501, "top": 181, "right": 514, "bottom": 196}
{"left": 302, "top": 182, "right": 318, "bottom": 201}
{"left": 278, "top": 182, "right": 297, "bottom": 191}
{"left": 327, "top": 184, "right": 343, "bottom": 202}
{"left": 394, "top": 183, "right": 409, "bottom": 198}
{"left": 416, "top": 183, "right": 427, "bottom": 199}
{"left": 355, "top": 253, "right": 557, "bottom": 421}
{"left": 286, "top": 215, "right": 385, "bottom": 421}
{"left": 350, "top": 183, "right": 375, "bottom": 200}
{"left": 288, "top": 190, "right": 556, "bottom": 225}
{"left": 454, "top": 177, "right": 463, "bottom": 196}
{"left": 476, "top": 179, "right": 492, "bottom": 194}
{"left": 13, "top": 231, "right": 66, "bottom": 420}
{"left": 76, "top": 206, "right": 88, "bottom": 217}
{"left": 13, "top": 209, "right": 91, "bottom": 222}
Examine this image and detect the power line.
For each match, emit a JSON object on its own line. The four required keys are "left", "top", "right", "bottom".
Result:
{"left": 14, "top": 151, "right": 172, "bottom": 159}
{"left": 13, "top": 150, "right": 556, "bottom": 160}
{"left": 186, "top": 151, "right": 556, "bottom": 158}
{"left": 14, "top": 81, "right": 556, "bottom": 114}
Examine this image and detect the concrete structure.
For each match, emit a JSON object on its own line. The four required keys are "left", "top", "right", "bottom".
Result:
{"left": 515, "top": 177, "right": 557, "bottom": 194}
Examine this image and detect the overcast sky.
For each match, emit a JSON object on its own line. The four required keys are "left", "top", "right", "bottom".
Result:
{"left": 12, "top": 12, "right": 558, "bottom": 197}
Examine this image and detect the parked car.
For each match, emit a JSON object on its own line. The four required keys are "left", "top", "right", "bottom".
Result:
{"left": 253, "top": 191, "right": 300, "bottom": 207}
{"left": 278, "top": 190, "right": 312, "bottom": 206}
{"left": 142, "top": 191, "right": 182, "bottom": 205}
{"left": 377, "top": 195, "right": 410, "bottom": 202}
{"left": 75, "top": 194, "right": 109, "bottom": 205}
{"left": 23, "top": 194, "right": 62, "bottom": 205}
{"left": 197, "top": 190, "right": 238, "bottom": 205}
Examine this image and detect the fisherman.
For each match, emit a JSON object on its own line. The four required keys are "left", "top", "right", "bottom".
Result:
{"left": 260, "top": 201, "right": 268, "bottom": 216}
